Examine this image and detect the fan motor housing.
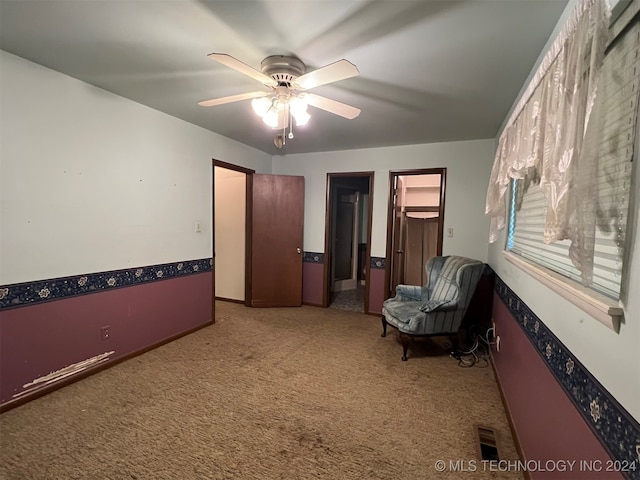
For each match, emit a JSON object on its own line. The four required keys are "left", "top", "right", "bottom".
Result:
{"left": 261, "top": 55, "right": 305, "bottom": 84}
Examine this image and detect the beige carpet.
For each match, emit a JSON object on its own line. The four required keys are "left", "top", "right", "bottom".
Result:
{"left": 0, "top": 302, "right": 523, "bottom": 480}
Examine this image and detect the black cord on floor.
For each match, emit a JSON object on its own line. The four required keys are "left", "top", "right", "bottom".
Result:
{"left": 450, "top": 324, "right": 495, "bottom": 368}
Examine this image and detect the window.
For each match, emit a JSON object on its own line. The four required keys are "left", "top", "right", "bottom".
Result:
{"left": 487, "top": 0, "right": 640, "bottom": 329}
{"left": 508, "top": 7, "right": 637, "bottom": 301}
{"left": 508, "top": 169, "right": 628, "bottom": 300}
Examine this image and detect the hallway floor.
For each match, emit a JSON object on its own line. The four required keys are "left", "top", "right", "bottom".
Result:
{"left": 330, "top": 285, "right": 365, "bottom": 313}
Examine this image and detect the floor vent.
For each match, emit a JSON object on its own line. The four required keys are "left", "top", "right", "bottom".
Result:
{"left": 475, "top": 425, "right": 500, "bottom": 461}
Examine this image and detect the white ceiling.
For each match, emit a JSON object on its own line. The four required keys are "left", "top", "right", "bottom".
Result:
{"left": 0, "top": 0, "right": 568, "bottom": 156}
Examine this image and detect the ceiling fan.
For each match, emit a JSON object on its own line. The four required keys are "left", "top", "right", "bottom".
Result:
{"left": 198, "top": 53, "right": 361, "bottom": 147}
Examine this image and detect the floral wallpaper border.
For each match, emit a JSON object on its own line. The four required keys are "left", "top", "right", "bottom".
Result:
{"left": 302, "top": 252, "right": 324, "bottom": 264}
{"left": 496, "top": 277, "right": 640, "bottom": 479}
{"left": 304, "top": 252, "right": 385, "bottom": 269}
{"left": 370, "top": 257, "right": 386, "bottom": 269}
{"left": 0, "top": 258, "right": 213, "bottom": 310}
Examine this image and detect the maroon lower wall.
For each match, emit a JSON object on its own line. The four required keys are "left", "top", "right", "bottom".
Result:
{"left": 302, "top": 256, "right": 386, "bottom": 315}
{"left": 302, "top": 262, "right": 324, "bottom": 306}
{"left": 491, "top": 293, "right": 624, "bottom": 480}
{"left": 0, "top": 272, "right": 212, "bottom": 407}
{"left": 368, "top": 268, "right": 385, "bottom": 315}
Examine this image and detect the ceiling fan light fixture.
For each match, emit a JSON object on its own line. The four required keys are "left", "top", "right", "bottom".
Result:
{"left": 251, "top": 97, "right": 271, "bottom": 117}
{"left": 257, "top": 98, "right": 295, "bottom": 130}
{"left": 263, "top": 108, "right": 280, "bottom": 128}
{"left": 293, "top": 110, "right": 310, "bottom": 126}
{"left": 199, "top": 53, "right": 360, "bottom": 143}
{"left": 289, "top": 96, "right": 307, "bottom": 116}
{"left": 276, "top": 103, "right": 289, "bottom": 130}
{"left": 289, "top": 96, "right": 310, "bottom": 126}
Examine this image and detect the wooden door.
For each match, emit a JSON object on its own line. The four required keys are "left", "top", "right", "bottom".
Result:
{"left": 404, "top": 216, "right": 425, "bottom": 286}
{"left": 251, "top": 174, "right": 304, "bottom": 307}
{"left": 403, "top": 216, "right": 439, "bottom": 286}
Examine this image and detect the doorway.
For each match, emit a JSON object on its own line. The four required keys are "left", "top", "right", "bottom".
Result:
{"left": 324, "top": 173, "right": 374, "bottom": 313}
{"left": 213, "top": 160, "right": 254, "bottom": 307}
{"left": 385, "top": 169, "right": 446, "bottom": 299}
{"left": 212, "top": 160, "right": 305, "bottom": 310}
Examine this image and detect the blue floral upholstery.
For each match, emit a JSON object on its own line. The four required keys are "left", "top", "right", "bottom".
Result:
{"left": 381, "top": 256, "right": 484, "bottom": 360}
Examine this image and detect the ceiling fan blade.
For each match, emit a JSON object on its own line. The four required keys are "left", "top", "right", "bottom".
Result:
{"left": 198, "top": 91, "right": 270, "bottom": 107}
{"left": 208, "top": 53, "right": 278, "bottom": 87}
{"left": 304, "top": 93, "right": 361, "bottom": 119}
{"left": 293, "top": 60, "right": 359, "bottom": 90}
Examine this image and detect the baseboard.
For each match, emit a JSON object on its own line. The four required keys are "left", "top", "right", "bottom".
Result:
{"left": 489, "top": 353, "right": 530, "bottom": 480}
{"left": 0, "top": 319, "right": 214, "bottom": 414}
{"left": 215, "top": 296, "right": 245, "bottom": 304}
{"left": 303, "top": 301, "right": 324, "bottom": 307}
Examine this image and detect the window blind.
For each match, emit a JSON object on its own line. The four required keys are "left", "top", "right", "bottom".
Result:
{"left": 509, "top": 15, "right": 639, "bottom": 299}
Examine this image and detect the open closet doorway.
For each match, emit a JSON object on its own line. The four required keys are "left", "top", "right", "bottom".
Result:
{"left": 385, "top": 169, "right": 446, "bottom": 299}
{"left": 324, "top": 172, "right": 374, "bottom": 313}
{"left": 213, "top": 160, "right": 254, "bottom": 305}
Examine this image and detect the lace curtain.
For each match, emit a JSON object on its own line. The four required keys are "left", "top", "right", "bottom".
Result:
{"left": 485, "top": 0, "right": 611, "bottom": 286}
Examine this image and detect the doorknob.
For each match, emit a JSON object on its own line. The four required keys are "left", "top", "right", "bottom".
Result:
{"left": 296, "top": 248, "right": 302, "bottom": 254}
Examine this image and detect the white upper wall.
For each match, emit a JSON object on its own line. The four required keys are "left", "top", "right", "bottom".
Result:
{"left": 272, "top": 139, "right": 495, "bottom": 261}
{"left": 0, "top": 51, "right": 272, "bottom": 284}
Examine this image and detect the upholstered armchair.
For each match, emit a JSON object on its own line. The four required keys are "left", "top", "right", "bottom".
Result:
{"left": 382, "top": 256, "right": 484, "bottom": 361}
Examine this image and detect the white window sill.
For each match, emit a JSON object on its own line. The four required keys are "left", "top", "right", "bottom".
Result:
{"left": 503, "top": 251, "right": 623, "bottom": 332}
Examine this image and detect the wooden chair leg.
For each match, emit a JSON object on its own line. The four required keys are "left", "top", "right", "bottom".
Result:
{"left": 449, "top": 333, "right": 459, "bottom": 354}
{"left": 399, "top": 333, "right": 411, "bottom": 361}
{"left": 381, "top": 316, "right": 388, "bottom": 337}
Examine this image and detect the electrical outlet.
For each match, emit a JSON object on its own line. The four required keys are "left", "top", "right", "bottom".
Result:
{"left": 100, "top": 326, "right": 110, "bottom": 341}
{"left": 447, "top": 227, "right": 454, "bottom": 237}
{"left": 195, "top": 222, "right": 202, "bottom": 233}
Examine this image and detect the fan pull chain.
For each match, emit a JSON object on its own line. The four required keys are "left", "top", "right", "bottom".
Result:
{"left": 288, "top": 104, "right": 294, "bottom": 139}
